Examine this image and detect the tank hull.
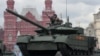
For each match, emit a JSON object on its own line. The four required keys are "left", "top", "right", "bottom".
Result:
{"left": 17, "top": 42, "right": 57, "bottom": 56}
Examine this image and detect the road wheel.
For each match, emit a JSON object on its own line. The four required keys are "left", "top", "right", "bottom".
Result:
{"left": 58, "top": 43, "right": 71, "bottom": 56}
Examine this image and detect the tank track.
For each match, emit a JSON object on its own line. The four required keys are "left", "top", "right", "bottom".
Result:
{"left": 58, "top": 43, "right": 93, "bottom": 56}
{"left": 17, "top": 44, "right": 57, "bottom": 56}
{"left": 17, "top": 44, "right": 30, "bottom": 56}
{"left": 28, "top": 50, "right": 57, "bottom": 56}
{"left": 0, "top": 49, "right": 2, "bottom": 56}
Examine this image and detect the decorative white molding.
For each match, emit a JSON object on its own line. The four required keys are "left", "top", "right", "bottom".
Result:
{"left": 21, "top": 8, "right": 42, "bottom": 21}
{"left": 17, "top": 31, "right": 20, "bottom": 37}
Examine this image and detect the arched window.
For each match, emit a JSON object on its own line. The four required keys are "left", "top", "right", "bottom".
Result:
{"left": 8, "top": 34, "right": 12, "bottom": 41}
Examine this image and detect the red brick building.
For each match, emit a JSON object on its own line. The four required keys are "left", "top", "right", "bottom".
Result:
{"left": 4, "top": 0, "right": 55, "bottom": 51}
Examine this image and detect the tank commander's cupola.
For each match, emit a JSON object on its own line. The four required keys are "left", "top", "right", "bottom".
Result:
{"left": 64, "top": 16, "right": 72, "bottom": 28}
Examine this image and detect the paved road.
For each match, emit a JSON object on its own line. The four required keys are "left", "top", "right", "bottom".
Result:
{"left": 55, "top": 51, "right": 62, "bottom": 56}
{"left": 92, "top": 53, "right": 100, "bottom": 56}
{"left": 55, "top": 52, "right": 100, "bottom": 56}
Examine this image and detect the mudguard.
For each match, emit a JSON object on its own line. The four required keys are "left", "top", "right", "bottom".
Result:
{"left": 54, "top": 35, "right": 68, "bottom": 43}
{"left": 17, "top": 35, "right": 32, "bottom": 43}
{"left": 28, "top": 36, "right": 57, "bottom": 50}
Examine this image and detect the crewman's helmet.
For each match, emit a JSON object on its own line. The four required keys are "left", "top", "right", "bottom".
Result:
{"left": 53, "top": 14, "right": 57, "bottom": 18}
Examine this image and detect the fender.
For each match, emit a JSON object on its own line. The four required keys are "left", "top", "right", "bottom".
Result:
{"left": 17, "top": 35, "right": 31, "bottom": 43}
{"left": 54, "top": 35, "right": 68, "bottom": 44}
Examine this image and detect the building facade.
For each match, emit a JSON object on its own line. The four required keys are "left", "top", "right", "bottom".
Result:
{"left": 4, "top": 0, "right": 55, "bottom": 51}
{"left": 85, "top": 9, "right": 100, "bottom": 49}
{"left": 42, "top": 0, "right": 55, "bottom": 26}
{"left": 94, "top": 10, "right": 100, "bottom": 49}
{"left": 85, "top": 23, "right": 95, "bottom": 37}
{"left": 4, "top": 0, "right": 17, "bottom": 51}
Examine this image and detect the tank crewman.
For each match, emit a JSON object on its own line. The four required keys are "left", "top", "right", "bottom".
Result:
{"left": 50, "top": 14, "right": 63, "bottom": 25}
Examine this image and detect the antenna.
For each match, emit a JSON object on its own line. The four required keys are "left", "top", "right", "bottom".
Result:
{"left": 67, "top": 16, "right": 69, "bottom": 23}
{"left": 66, "top": 0, "right": 67, "bottom": 19}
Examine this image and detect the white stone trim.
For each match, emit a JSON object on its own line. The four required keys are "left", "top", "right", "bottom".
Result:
{"left": 21, "top": 8, "right": 42, "bottom": 21}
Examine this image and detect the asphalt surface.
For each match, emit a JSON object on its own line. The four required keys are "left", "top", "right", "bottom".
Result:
{"left": 92, "top": 53, "right": 100, "bottom": 56}
{"left": 55, "top": 51, "right": 100, "bottom": 56}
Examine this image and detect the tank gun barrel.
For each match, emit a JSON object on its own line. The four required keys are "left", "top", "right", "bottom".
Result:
{"left": 6, "top": 9, "right": 48, "bottom": 31}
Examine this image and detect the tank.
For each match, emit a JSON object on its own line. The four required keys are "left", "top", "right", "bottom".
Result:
{"left": 6, "top": 9, "right": 97, "bottom": 56}
{"left": 0, "top": 40, "right": 3, "bottom": 56}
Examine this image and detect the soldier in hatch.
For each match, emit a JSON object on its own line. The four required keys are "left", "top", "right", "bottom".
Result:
{"left": 50, "top": 14, "right": 63, "bottom": 25}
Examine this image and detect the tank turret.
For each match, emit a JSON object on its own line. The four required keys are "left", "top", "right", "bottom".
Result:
{"left": 6, "top": 9, "right": 78, "bottom": 35}
{"left": 6, "top": 9, "right": 97, "bottom": 56}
